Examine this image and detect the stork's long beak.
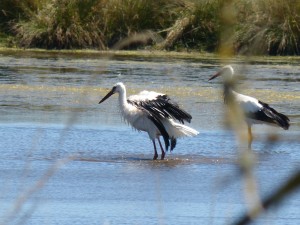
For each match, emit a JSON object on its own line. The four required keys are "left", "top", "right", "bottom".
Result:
{"left": 208, "top": 71, "right": 222, "bottom": 81}
{"left": 99, "top": 88, "right": 115, "bottom": 104}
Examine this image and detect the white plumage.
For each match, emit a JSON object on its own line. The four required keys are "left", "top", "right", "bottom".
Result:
{"left": 128, "top": 90, "right": 164, "bottom": 101}
{"left": 209, "top": 65, "right": 290, "bottom": 148}
{"left": 99, "top": 82, "right": 199, "bottom": 160}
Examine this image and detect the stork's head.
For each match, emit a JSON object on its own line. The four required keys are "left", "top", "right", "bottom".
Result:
{"left": 99, "top": 82, "right": 125, "bottom": 104}
{"left": 209, "top": 65, "right": 234, "bottom": 81}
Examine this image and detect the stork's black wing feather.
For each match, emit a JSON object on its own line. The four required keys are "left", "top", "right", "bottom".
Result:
{"left": 128, "top": 95, "right": 192, "bottom": 124}
{"left": 259, "top": 101, "right": 290, "bottom": 129}
{"left": 147, "top": 114, "right": 170, "bottom": 151}
{"left": 170, "top": 138, "right": 177, "bottom": 151}
{"left": 246, "top": 101, "right": 290, "bottom": 130}
{"left": 131, "top": 104, "right": 170, "bottom": 151}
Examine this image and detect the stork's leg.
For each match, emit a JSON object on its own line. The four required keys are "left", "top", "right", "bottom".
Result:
{"left": 152, "top": 140, "right": 158, "bottom": 160}
{"left": 247, "top": 125, "right": 253, "bottom": 149}
{"left": 158, "top": 138, "right": 165, "bottom": 160}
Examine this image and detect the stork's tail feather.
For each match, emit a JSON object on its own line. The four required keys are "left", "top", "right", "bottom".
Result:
{"left": 172, "top": 123, "right": 199, "bottom": 138}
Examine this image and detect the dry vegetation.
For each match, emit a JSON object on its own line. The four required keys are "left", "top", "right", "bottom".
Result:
{"left": 1, "top": 0, "right": 300, "bottom": 54}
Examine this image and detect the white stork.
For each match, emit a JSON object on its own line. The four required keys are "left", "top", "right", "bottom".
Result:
{"left": 209, "top": 65, "right": 290, "bottom": 148}
{"left": 99, "top": 82, "right": 199, "bottom": 160}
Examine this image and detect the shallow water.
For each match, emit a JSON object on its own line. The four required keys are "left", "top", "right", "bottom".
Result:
{"left": 0, "top": 51, "right": 299, "bottom": 225}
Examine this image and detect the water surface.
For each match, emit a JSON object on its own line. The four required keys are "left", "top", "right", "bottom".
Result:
{"left": 0, "top": 51, "right": 299, "bottom": 225}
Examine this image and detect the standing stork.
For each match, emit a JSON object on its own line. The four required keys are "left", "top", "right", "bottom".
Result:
{"left": 209, "top": 65, "right": 290, "bottom": 148}
{"left": 99, "top": 82, "right": 199, "bottom": 160}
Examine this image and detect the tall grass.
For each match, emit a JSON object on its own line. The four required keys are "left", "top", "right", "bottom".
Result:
{"left": 11, "top": 0, "right": 179, "bottom": 49}
{"left": 234, "top": 0, "right": 300, "bottom": 55}
{"left": 1, "top": 0, "right": 300, "bottom": 54}
{"left": 0, "top": 0, "right": 27, "bottom": 32}
{"left": 13, "top": 0, "right": 106, "bottom": 49}
{"left": 101, "top": 0, "right": 177, "bottom": 48}
{"left": 156, "top": 0, "right": 222, "bottom": 51}
{"left": 187, "top": 0, "right": 222, "bottom": 51}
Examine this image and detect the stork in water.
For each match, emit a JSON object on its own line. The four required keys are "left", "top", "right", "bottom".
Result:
{"left": 209, "top": 65, "right": 290, "bottom": 148}
{"left": 99, "top": 82, "right": 199, "bottom": 160}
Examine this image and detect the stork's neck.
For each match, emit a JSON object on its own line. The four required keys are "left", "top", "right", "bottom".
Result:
{"left": 223, "top": 86, "right": 234, "bottom": 104}
{"left": 118, "top": 87, "right": 128, "bottom": 110}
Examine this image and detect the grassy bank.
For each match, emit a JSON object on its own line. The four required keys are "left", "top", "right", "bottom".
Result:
{"left": 1, "top": 0, "right": 300, "bottom": 55}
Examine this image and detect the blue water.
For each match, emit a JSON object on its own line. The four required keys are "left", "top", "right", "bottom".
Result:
{"left": 0, "top": 51, "right": 300, "bottom": 225}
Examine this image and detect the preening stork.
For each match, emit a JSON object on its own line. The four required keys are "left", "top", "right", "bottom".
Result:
{"left": 209, "top": 65, "right": 290, "bottom": 148}
{"left": 99, "top": 82, "right": 199, "bottom": 160}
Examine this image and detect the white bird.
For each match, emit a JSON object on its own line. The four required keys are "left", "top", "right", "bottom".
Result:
{"left": 209, "top": 65, "right": 290, "bottom": 148}
{"left": 99, "top": 82, "right": 199, "bottom": 160}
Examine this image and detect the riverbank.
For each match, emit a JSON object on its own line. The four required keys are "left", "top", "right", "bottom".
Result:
{"left": 1, "top": 47, "right": 300, "bottom": 65}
